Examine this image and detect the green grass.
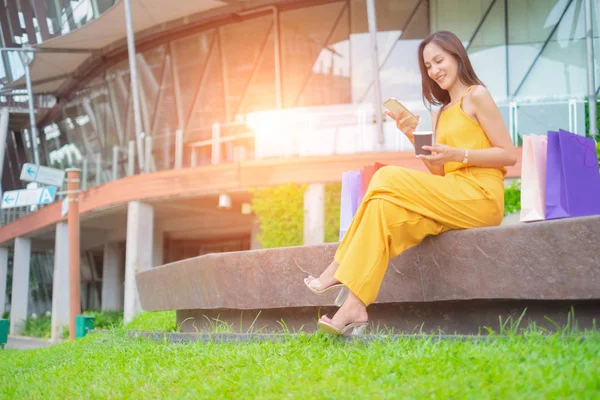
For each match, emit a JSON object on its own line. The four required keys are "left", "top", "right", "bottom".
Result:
{"left": 124, "top": 311, "right": 177, "bottom": 332}
{"left": 21, "top": 314, "right": 52, "bottom": 339}
{"left": 1, "top": 328, "right": 599, "bottom": 399}
{"left": 13, "top": 310, "right": 176, "bottom": 339}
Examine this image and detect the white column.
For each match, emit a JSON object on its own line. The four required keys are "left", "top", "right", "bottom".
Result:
{"left": 250, "top": 218, "right": 261, "bottom": 250}
{"left": 102, "top": 242, "right": 124, "bottom": 311}
{"left": 124, "top": 201, "right": 154, "bottom": 323}
{"left": 51, "top": 222, "right": 69, "bottom": 342}
{"left": 0, "top": 108, "right": 9, "bottom": 181}
{"left": 0, "top": 248, "right": 8, "bottom": 317}
{"left": 10, "top": 238, "right": 31, "bottom": 335}
{"left": 153, "top": 227, "right": 164, "bottom": 268}
{"left": 303, "top": 184, "right": 325, "bottom": 245}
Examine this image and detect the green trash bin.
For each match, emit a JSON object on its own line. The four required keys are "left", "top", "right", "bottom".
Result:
{"left": 75, "top": 315, "right": 95, "bottom": 339}
{"left": 0, "top": 319, "right": 9, "bottom": 349}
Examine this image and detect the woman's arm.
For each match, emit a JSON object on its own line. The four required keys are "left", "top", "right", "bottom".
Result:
{"left": 461, "top": 86, "right": 517, "bottom": 167}
{"left": 385, "top": 109, "right": 445, "bottom": 176}
{"left": 420, "top": 86, "right": 518, "bottom": 168}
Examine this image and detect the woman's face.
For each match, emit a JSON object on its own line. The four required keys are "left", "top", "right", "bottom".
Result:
{"left": 423, "top": 42, "right": 458, "bottom": 91}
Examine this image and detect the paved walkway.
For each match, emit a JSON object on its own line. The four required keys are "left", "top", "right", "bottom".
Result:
{"left": 4, "top": 336, "right": 58, "bottom": 350}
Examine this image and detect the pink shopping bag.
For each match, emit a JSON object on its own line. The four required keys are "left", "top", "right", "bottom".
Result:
{"left": 520, "top": 134, "right": 548, "bottom": 222}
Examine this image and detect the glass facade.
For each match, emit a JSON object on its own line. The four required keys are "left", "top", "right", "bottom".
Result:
{"left": 0, "top": 0, "right": 597, "bottom": 193}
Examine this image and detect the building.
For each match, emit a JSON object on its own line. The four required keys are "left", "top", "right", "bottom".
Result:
{"left": 0, "top": 0, "right": 597, "bottom": 339}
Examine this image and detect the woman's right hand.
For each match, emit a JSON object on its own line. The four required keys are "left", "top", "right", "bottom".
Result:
{"left": 384, "top": 110, "right": 420, "bottom": 141}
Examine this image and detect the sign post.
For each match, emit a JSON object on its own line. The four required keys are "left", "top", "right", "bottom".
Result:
{"left": 66, "top": 169, "right": 81, "bottom": 341}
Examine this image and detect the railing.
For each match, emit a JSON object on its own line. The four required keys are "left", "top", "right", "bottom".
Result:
{"left": 0, "top": 98, "right": 590, "bottom": 226}
{"left": 0, "top": 93, "right": 56, "bottom": 109}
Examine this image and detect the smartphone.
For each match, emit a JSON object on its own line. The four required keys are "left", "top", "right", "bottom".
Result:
{"left": 383, "top": 98, "right": 417, "bottom": 120}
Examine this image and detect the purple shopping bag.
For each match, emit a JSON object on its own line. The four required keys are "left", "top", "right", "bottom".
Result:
{"left": 545, "top": 129, "right": 600, "bottom": 219}
{"left": 339, "top": 171, "right": 360, "bottom": 240}
{"left": 357, "top": 169, "right": 365, "bottom": 202}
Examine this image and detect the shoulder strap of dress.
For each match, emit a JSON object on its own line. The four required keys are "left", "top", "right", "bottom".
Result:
{"left": 459, "top": 85, "right": 476, "bottom": 101}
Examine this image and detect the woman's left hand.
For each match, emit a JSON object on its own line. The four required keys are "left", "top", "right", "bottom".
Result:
{"left": 419, "top": 144, "right": 463, "bottom": 165}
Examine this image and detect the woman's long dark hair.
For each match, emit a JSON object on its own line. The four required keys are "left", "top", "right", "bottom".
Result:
{"left": 418, "top": 30, "right": 484, "bottom": 110}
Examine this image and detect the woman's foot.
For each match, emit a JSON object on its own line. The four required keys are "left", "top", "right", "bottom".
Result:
{"left": 318, "top": 290, "right": 369, "bottom": 334}
{"left": 305, "top": 260, "right": 340, "bottom": 292}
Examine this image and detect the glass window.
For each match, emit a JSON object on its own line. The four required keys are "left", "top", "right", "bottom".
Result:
{"left": 149, "top": 54, "right": 178, "bottom": 170}
{"left": 430, "top": 0, "right": 495, "bottom": 44}
{"left": 468, "top": 0, "right": 508, "bottom": 100}
{"left": 280, "top": 1, "right": 351, "bottom": 108}
{"left": 511, "top": 0, "right": 588, "bottom": 99}
{"left": 377, "top": 0, "right": 429, "bottom": 105}
{"left": 172, "top": 30, "right": 216, "bottom": 122}
{"left": 593, "top": 0, "right": 600, "bottom": 94}
{"left": 220, "top": 15, "right": 275, "bottom": 116}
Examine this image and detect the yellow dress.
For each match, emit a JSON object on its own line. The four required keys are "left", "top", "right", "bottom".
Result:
{"left": 333, "top": 86, "right": 506, "bottom": 305}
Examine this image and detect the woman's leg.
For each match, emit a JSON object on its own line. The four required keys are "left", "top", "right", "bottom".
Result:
{"left": 306, "top": 196, "right": 371, "bottom": 290}
{"left": 320, "top": 197, "right": 447, "bottom": 329}
{"left": 305, "top": 260, "right": 339, "bottom": 290}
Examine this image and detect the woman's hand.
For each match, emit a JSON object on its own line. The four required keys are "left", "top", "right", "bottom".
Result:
{"left": 419, "top": 144, "right": 463, "bottom": 165}
{"left": 384, "top": 110, "right": 420, "bottom": 140}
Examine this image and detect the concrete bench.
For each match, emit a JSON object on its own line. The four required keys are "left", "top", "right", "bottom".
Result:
{"left": 136, "top": 216, "right": 600, "bottom": 334}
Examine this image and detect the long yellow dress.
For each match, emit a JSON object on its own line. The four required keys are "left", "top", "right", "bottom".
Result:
{"left": 333, "top": 86, "right": 506, "bottom": 305}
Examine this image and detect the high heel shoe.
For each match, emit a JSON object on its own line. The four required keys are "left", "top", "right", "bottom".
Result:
{"left": 304, "top": 278, "right": 349, "bottom": 307}
{"left": 303, "top": 277, "right": 343, "bottom": 295}
{"left": 318, "top": 319, "right": 368, "bottom": 336}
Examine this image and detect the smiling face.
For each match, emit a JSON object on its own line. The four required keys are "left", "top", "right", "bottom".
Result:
{"left": 422, "top": 42, "right": 458, "bottom": 91}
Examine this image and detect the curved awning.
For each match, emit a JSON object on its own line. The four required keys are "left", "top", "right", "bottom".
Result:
{"left": 5, "top": 0, "right": 229, "bottom": 93}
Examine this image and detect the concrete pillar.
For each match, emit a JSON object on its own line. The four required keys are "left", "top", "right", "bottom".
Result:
{"left": 153, "top": 227, "right": 164, "bottom": 267}
{"left": 102, "top": 242, "right": 124, "bottom": 311}
{"left": 0, "top": 108, "right": 9, "bottom": 181}
{"left": 303, "top": 183, "right": 325, "bottom": 245}
{"left": 124, "top": 201, "right": 154, "bottom": 324}
{"left": 250, "top": 218, "right": 262, "bottom": 250}
{"left": 51, "top": 222, "right": 69, "bottom": 341}
{"left": 10, "top": 238, "right": 31, "bottom": 335}
{"left": 0, "top": 248, "right": 8, "bottom": 316}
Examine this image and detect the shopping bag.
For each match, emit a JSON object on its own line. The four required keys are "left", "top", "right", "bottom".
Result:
{"left": 519, "top": 134, "right": 548, "bottom": 222}
{"left": 357, "top": 169, "right": 365, "bottom": 202}
{"left": 545, "top": 129, "right": 600, "bottom": 219}
{"left": 339, "top": 171, "right": 360, "bottom": 240}
{"left": 362, "top": 162, "right": 387, "bottom": 194}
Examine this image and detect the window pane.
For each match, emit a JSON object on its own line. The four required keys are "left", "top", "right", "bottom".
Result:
{"left": 171, "top": 30, "right": 217, "bottom": 127}
{"left": 280, "top": 1, "right": 351, "bottom": 107}
{"left": 378, "top": 0, "right": 429, "bottom": 105}
{"left": 468, "top": 0, "right": 508, "bottom": 99}
{"left": 220, "top": 15, "right": 274, "bottom": 117}
{"left": 236, "top": 28, "right": 276, "bottom": 114}
{"left": 512, "top": 0, "right": 588, "bottom": 98}
{"left": 430, "top": 0, "right": 494, "bottom": 44}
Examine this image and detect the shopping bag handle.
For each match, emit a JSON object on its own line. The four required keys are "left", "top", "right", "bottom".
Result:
{"left": 570, "top": 135, "right": 598, "bottom": 168}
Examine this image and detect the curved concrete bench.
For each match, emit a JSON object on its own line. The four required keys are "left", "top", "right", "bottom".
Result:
{"left": 136, "top": 216, "right": 600, "bottom": 334}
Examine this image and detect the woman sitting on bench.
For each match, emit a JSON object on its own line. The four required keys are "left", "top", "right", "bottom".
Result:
{"left": 304, "top": 30, "right": 517, "bottom": 335}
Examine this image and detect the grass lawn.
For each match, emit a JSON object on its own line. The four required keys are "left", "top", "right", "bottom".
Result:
{"left": 1, "top": 329, "right": 599, "bottom": 399}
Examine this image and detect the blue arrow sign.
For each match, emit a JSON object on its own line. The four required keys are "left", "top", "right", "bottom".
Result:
{"left": 1, "top": 186, "right": 56, "bottom": 209}
{"left": 20, "top": 163, "right": 65, "bottom": 187}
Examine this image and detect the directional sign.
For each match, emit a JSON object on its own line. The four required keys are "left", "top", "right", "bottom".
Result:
{"left": 20, "top": 163, "right": 65, "bottom": 187}
{"left": 1, "top": 186, "right": 57, "bottom": 209}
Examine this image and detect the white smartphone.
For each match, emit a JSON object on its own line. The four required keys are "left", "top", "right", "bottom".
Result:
{"left": 383, "top": 98, "right": 417, "bottom": 121}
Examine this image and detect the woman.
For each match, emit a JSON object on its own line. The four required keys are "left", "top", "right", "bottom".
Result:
{"left": 304, "top": 30, "right": 517, "bottom": 335}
